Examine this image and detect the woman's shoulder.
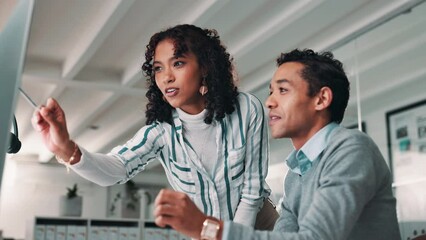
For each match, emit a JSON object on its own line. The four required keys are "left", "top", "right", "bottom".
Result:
{"left": 237, "top": 91, "right": 264, "bottom": 109}
{"left": 137, "top": 121, "right": 171, "bottom": 135}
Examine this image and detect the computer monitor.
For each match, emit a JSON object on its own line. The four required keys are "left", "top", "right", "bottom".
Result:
{"left": 0, "top": 0, "right": 34, "bottom": 193}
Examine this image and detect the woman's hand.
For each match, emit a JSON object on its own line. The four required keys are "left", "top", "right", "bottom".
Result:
{"left": 32, "top": 98, "right": 76, "bottom": 159}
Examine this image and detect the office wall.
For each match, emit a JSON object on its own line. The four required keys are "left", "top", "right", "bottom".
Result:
{"left": 358, "top": 81, "right": 426, "bottom": 239}
{"left": 0, "top": 156, "right": 107, "bottom": 239}
{"left": 0, "top": 155, "right": 171, "bottom": 239}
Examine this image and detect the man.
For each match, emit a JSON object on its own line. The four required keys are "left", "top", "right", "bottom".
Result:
{"left": 154, "top": 49, "right": 400, "bottom": 240}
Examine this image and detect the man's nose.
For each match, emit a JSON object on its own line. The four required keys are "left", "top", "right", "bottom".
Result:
{"left": 265, "top": 94, "right": 276, "bottom": 109}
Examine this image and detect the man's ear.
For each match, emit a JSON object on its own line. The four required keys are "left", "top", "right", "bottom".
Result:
{"left": 315, "top": 86, "right": 332, "bottom": 111}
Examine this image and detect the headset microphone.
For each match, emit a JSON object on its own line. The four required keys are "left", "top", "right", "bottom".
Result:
{"left": 8, "top": 115, "right": 22, "bottom": 154}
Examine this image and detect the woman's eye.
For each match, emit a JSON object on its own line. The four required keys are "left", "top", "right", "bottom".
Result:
{"left": 174, "top": 61, "right": 185, "bottom": 67}
{"left": 153, "top": 66, "right": 162, "bottom": 72}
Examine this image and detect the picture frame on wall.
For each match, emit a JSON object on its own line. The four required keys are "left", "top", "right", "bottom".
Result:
{"left": 386, "top": 99, "right": 426, "bottom": 185}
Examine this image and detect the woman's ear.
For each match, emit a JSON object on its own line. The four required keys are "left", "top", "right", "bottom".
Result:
{"left": 199, "top": 86, "right": 208, "bottom": 96}
{"left": 315, "top": 86, "right": 332, "bottom": 111}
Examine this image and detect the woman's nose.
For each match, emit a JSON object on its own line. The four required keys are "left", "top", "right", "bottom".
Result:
{"left": 160, "top": 69, "right": 175, "bottom": 84}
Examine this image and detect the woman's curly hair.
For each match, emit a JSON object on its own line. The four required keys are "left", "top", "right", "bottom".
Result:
{"left": 142, "top": 24, "right": 239, "bottom": 125}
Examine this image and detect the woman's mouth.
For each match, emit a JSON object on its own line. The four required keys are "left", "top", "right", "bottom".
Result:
{"left": 165, "top": 88, "right": 178, "bottom": 97}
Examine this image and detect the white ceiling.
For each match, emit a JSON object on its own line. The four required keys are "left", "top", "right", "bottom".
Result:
{"left": 2, "top": 0, "right": 426, "bottom": 169}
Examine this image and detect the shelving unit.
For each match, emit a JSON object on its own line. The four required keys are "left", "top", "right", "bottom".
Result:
{"left": 27, "top": 216, "right": 190, "bottom": 240}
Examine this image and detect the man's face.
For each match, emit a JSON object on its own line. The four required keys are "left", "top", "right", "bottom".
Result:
{"left": 266, "top": 62, "right": 319, "bottom": 145}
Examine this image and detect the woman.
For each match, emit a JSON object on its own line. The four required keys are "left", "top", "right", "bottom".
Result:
{"left": 33, "top": 24, "right": 277, "bottom": 229}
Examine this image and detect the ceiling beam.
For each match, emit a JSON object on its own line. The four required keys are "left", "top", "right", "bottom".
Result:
{"left": 61, "top": 0, "right": 135, "bottom": 80}
{"left": 183, "top": 0, "right": 229, "bottom": 25}
{"left": 38, "top": 57, "right": 148, "bottom": 162}
{"left": 43, "top": 0, "right": 135, "bottom": 105}
{"left": 240, "top": 0, "right": 425, "bottom": 94}
{"left": 351, "top": 66, "right": 426, "bottom": 107}
{"left": 315, "top": 0, "right": 426, "bottom": 52}
{"left": 22, "top": 73, "right": 146, "bottom": 97}
{"left": 350, "top": 29, "right": 426, "bottom": 77}
{"left": 230, "top": 0, "right": 324, "bottom": 59}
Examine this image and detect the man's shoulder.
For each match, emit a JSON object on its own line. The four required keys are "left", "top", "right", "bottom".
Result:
{"left": 320, "top": 126, "right": 387, "bottom": 167}
{"left": 330, "top": 126, "right": 373, "bottom": 146}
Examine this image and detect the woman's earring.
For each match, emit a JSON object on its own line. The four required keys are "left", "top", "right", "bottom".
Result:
{"left": 199, "top": 86, "right": 208, "bottom": 96}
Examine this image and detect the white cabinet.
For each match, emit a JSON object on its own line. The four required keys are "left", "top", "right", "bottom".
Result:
{"left": 27, "top": 216, "right": 190, "bottom": 240}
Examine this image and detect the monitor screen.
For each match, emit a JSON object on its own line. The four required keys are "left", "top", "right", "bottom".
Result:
{"left": 0, "top": 0, "right": 34, "bottom": 192}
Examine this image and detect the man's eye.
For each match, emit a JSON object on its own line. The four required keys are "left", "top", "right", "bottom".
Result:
{"left": 279, "top": 88, "right": 288, "bottom": 93}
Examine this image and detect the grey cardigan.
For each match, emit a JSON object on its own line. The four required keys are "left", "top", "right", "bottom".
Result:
{"left": 222, "top": 126, "right": 400, "bottom": 240}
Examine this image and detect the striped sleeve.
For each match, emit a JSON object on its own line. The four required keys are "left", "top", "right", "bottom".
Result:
{"left": 109, "top": 122, "right": 166, "bottom": 180}
{"left": 239, "top": 93, "right": 270, "bottom": 204}
{"left": 70, "top": 123, "right": 165, "bottom": 186}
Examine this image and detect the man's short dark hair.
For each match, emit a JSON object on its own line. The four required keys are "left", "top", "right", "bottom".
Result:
{"left": 276, "top": 49, "right": 350, "bottom": 123}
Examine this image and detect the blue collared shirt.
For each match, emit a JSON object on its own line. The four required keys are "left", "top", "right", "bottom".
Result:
{"left": 286, "top": 122, "right": 338, "bottom": 175}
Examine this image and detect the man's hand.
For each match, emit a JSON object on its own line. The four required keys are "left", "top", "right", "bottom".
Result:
{"left": 154, "top": 189, "right": 209, "bottom": 239}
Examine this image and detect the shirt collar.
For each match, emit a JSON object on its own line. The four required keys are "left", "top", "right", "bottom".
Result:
{"left": 286, "top": 122, "right": 339, "bottom": 175}
{"left": 176, "top": 108, "right": 207, "bottom": 123}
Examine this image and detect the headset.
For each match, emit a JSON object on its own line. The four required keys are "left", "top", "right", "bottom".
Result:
{"left": 8, "top": 115, "right": 22, "bottom": 154}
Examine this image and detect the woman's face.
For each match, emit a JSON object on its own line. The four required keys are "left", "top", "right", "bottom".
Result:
{"left": 153, "top": 39, "right": 206, "bottom": 114}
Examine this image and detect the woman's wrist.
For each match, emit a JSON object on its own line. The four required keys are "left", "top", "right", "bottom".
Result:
{"left": 64, "top": 140, "right": 76, "bottom": 159}
{"left": 54, "top": 140, "right": 74, "bottom": 160}
{"left": 55, "top": 140, "right": 81, "bottom": 170}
